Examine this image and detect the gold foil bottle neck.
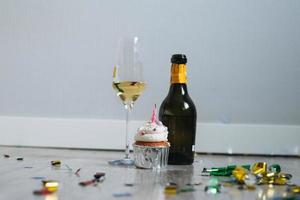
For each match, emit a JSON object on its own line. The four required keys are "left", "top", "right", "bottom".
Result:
{"left": 170, "top": 64, "right": 187, "bottom": 84}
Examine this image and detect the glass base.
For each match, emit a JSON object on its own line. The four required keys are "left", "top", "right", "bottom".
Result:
{"left": 108, "top": 158, "right": 134, "bottom": 166}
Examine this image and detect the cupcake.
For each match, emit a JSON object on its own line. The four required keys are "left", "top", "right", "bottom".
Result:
{"left": 133, "top": 105, "right": 170, "bottom": 169}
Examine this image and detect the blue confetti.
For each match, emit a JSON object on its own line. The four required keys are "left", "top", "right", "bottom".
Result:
{"left": 32, "top": 176, "right": 46, "bottom": 180}
{"left": 113, "top": 192, "right": 132, "bottom": 198}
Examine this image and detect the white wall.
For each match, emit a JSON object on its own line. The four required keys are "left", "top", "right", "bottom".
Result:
{"left": 0, "top": 1, "right": 299, "bottom": 153}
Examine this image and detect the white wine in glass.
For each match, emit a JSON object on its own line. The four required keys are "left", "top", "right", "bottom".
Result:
{"left": 109, "top": 36, "right": 145, "bottom": 166}
{"left": 112, "top": 81, "right": 145, "bottom": 105}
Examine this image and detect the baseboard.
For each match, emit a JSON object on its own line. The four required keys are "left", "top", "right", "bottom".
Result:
{"left": 0, "top": 116, "right": 299, "bottom": 155}
{"left": 196, "top": 123, "right": 300, "bottom": 156}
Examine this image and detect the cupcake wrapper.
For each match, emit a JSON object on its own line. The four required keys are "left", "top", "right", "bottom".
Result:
{"left": 133, "top": 144, "right": 169, "bottom": 169}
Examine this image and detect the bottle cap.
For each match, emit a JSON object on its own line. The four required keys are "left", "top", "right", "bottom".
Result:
{"left": 171, "top": 54, "right": 187, "bottom": 64}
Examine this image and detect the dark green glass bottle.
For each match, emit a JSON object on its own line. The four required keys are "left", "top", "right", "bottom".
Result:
{"left": 159, "top": 54, "right": 197, "bottom": 165}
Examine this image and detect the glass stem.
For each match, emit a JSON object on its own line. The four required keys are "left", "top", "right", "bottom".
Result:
{"left": 124, "top": 104, "right": 132, "bottom": 159}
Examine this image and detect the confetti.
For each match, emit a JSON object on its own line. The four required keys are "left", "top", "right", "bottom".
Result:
{"left": 168, "top": 182, "right": 177, "bottom": 186}
{"left": 164, "top": 184, "right": 178, "bottom": 195}
{"left": 202, "top": 162, "right": 297, "bottom": 195}
{"left": 79, "top": 180, "right": 95, "bottom": 187}
{"left": 288, "top": 185, "right": 300, "bottom": 193}
{"left": 164, "top": 182, "right": 198, "bottom": 195}
{"left": 244, "top": 173, "right": 257, "bottom": 185}
{"left": 279, "top": 173, "right": 292, "bottom": 180}
{"left": 232, "top": 166, "right": 247, "bottom": 183}
{"left": 94, "top": 172, "right": 105, "bottom": 180}
{"left": 180, "top": 185, "right": 195, "bottom": 193}
{"left": 124, "top": 183, "right": 134, "bottom": 187}
{"left": 202, "top": 164, "right": 251, "bottom": 176}
{"left": 113, "top": 192, "right": 132, "bottom": 198}
{"left": 204, "top": 185, "right": 220, "bottom": 194}
{"left": 204, "top": 178, "right": 221, "bottom": 194}
{"left": 33, "top": 180, "right": 59, "bottom": 195}
{"left": 251, "top": 162, "right": 267, "bottom": 175}
{"left": 42, "top": 180, "right": 59, "bottom": 192}
{"left": 32, "top": 176, "right": 46, "bottom": 180}
{"left": 79, "top": 172, "right": 105, "bottom": 186}
{"left": 245, "top": 184, "right": 256, "bottom": 190}
{"left": 75, "top": 168, "right": 81, "bottom": 176}
{"left": 33, "top": 188, "right": 54, "bottom": 195}
{"left": 192, "top": 182, "right": 202, "bottom": 186}
{"left": 51, "top": 160, "right": 61, "bottom": 166}
{"left": 269, "top": 164, "right": 281, "bottom": 173}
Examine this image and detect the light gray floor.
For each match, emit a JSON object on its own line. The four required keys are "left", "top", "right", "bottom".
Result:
{"left": 0, "top": 146, "right": 299, "bottom": 200}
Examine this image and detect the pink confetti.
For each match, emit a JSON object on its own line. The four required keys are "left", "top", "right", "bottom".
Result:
{"left": 75, "top": 168, "right": 81, "bottom": 176}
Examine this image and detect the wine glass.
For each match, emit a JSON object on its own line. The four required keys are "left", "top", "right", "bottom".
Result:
{"left": 110, "top": 36, "right": 145, "bottom": 166}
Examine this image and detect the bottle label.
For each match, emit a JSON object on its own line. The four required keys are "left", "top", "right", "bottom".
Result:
{"left": 192, "top": 145, "right": 195, "bottom": 152}
{"left": 171, "top": 64, "right": 187, "bottom": 84}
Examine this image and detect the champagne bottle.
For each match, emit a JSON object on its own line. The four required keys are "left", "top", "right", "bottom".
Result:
{"left": 159, "top": 54, "right": 197, "bottom": 165}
